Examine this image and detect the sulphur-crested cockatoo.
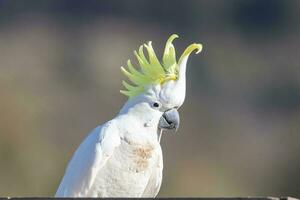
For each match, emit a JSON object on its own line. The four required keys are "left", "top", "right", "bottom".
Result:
{"left": 55, "top": 34, "right": 202, "bottom": 197}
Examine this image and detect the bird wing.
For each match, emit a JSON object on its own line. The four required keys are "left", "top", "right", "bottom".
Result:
{"left": 141, "top": 145, "right": 163, "bottom": 197}
{"left": 55, "top": 120, "right": 120, "bottom": 197}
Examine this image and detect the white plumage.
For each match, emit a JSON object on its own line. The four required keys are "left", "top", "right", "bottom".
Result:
{"left": 55, "top": 34, "right": 201, "bottom": 197}
{"left": 56, "top": 103, "right": 164, "bottom": 197}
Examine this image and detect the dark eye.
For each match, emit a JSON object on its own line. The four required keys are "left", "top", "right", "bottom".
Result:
{"left": 153, "top": 102, "right": 160, "bottom": 108}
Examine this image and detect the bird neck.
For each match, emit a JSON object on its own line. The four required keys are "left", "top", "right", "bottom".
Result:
{"left": 118, "top": 101, "right": 162, "bottom": 137}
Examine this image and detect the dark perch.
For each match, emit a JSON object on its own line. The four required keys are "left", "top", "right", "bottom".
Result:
{"left": 0, "top": 197, "right": 298, "bottom": 200}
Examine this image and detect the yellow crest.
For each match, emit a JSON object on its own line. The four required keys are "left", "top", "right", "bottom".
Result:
{"left": 120, "top": 34, "right": 202, "bottom": 98}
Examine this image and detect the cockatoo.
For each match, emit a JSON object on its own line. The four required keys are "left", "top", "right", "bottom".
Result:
{"left": 55, "top": 34, "right": 202, "bottom": 197}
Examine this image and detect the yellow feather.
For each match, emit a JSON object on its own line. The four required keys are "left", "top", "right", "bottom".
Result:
{"left": 120, "top": 34, "right": 202, "bottom": 98}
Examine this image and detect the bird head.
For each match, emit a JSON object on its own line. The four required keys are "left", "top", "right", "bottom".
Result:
{"left": 119, "top": 34, "right": 202, "bottom": 131}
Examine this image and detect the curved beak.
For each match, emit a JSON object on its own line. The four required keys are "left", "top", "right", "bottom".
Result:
{"left": 158, "top": 108, "right": 180, "bottom": 131}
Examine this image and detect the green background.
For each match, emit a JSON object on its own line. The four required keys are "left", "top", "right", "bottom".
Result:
{"left": 0, "top": 0, "right": 300, "bottom": 197}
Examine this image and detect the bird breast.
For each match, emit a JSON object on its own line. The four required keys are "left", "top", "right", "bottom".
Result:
{"left": 91, "top": 135, "right": 161, "bottom": 197}
{"left": 132, "top": 145, "right": 155, "bottom": 172}
{"left": 120, "top": 134, "right": 157, "bottom": 172}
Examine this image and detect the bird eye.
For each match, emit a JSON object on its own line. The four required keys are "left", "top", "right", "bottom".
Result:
{"left": 152, "top": 102, "right": 161, "bottom": 108}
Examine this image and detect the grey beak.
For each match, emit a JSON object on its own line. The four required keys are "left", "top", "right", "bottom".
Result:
{"left": 158, "top": 108, "right": 180, "bottom": 131}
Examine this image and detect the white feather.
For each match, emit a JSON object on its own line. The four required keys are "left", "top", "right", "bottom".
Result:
{"left": 55, "top": 121, "right": 121, "bottom": 197}
{"left": 55, "top": 104, "right": 164, "bottom": 197}
{"left": 142, "top": 144, "right": 163, "bottom": 197}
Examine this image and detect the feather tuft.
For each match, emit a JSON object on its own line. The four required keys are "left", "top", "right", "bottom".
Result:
{"left": 120, "top": 34, "right": 202, "bottom": 98}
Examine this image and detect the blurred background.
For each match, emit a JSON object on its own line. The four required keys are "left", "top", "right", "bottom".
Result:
{"left": 0, "top": 0, "right": 300, "bottom": 197}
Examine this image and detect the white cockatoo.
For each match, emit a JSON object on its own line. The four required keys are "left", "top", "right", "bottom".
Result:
{"left": 55, "top": 34, "right": 202, "bottom": 197}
